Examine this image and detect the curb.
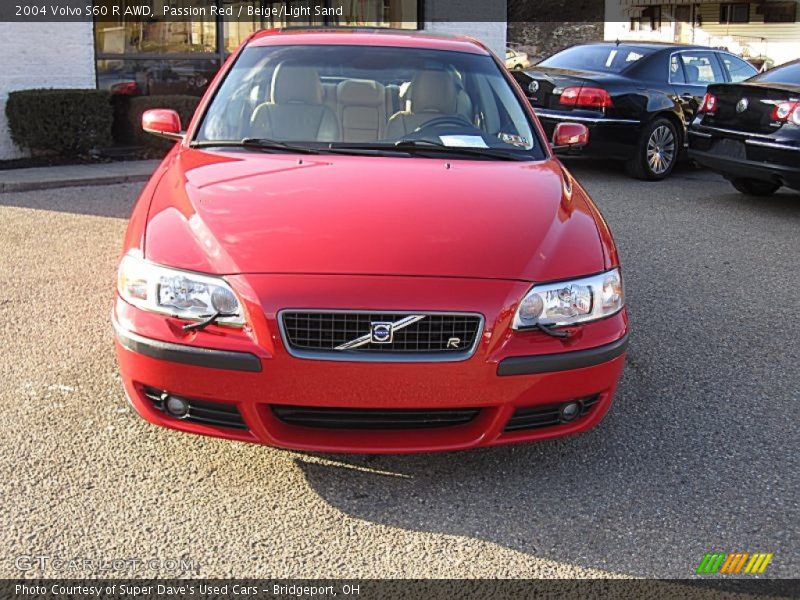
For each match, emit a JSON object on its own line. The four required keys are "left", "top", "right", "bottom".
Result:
{"left": 0, "top": 172, "right": 152, "bottom": 193}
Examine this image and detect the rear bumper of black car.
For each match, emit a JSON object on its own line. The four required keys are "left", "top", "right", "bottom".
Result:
{"left": 535, "top": 109, "right": 643, "bottom": 160}
{"left": 689, "top": 128, "right": 800, "bottom": 191}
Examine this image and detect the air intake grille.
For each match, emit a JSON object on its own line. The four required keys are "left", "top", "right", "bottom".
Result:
{"left": 272, "top": 405, "right": 481, "bottom": 430}
{"left": 143, "top": 387, "right": 248, "bottom": 431}
{"left": 504, "top": 396, "right": 600, "bottom": 432}
{"left": 280, "top": 312, "right": 482, "bottom": 358}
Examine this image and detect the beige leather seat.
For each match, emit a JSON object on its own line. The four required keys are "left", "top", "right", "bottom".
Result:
{"left": 386, "top": 70, "right": 460, "bottom": 139}
{"left": 251, "top": 64, "right": 340, "bottom": 142}
{"left": 336, "top": 80, "right": 387, "bottom": 142}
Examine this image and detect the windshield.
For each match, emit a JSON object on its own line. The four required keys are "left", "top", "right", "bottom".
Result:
{"left": 195, "top": 44, "right": 544, "bottom": 159}
{"left": 539, "top": 44, "right": 655, "bottom": 73}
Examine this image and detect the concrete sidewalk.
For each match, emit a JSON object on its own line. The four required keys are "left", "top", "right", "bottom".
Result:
{"left": 0, "top": 160, "right": 160, "bottom": 193}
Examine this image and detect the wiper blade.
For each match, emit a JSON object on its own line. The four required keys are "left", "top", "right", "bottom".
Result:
{"left": 396, "top": 139, "right": 529, "bottom": 161}
{"left": 182, "top": 311, "right": 239, "bottom": 333}
{"left": 241, "top": 138, "right": 323, "bottom": 154}
{"left": 193, "top": 138, "right": 376, "bottom": 157}
{"left": 331, "top": 140, "right": 528, "bottom": 161}
{"left": 190, "top": 138, "right": 321, "bottom": 155}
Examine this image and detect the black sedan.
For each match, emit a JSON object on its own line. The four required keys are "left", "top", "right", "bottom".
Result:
{"left": 513, "top": 42, "right": 758, "bottom": 180}
{"left": 689, "top": 60, "right": 800, "bottom": 196}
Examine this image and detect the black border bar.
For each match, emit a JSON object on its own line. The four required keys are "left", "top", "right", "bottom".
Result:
{"left": 3, "top": 579, "right": 798, "bottom": 599}
{"left": 497, "top": 334, "right": 629, "bottom": 376}
{"left": 113, "top": 321, "right": 262, "bottom": 373}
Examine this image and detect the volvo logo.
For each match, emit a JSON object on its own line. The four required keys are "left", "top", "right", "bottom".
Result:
{"left": 335, "top": 315, "right": 427, "bottom": 350}
{"left": 736, "top": 98, "right": 749, "bottom": 113}
{"left": 528, "top": 80, "right": 540, "bottom": 94}
{"left": 370, "top": 322, "right": 393, "bottom": 344}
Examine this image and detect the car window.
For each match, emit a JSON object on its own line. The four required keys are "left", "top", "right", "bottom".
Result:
{"left": 679, "top": 52, "right": 726, "bottom": 85}
{"left": 752, "top": 61, "right": 800, "bottom": 84}
{"left": 539, "top": 44, "right": 656, "bottom": 73}
{"left": 719, "top": 54, "right": 757, "bottom": 82}
{"left": 196, "top": 44, "right": 543, "bottom": 158}
{"left": 669, "top": 54, "right": 685, "bottom": 83}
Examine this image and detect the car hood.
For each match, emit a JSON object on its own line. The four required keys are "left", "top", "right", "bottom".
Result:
{"left": 144, "top": 148, "right": 606, "bottom": 282}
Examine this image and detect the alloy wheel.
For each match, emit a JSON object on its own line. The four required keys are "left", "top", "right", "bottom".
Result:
{"left": 646, "top": 125, "right": 676, "bottom": 175}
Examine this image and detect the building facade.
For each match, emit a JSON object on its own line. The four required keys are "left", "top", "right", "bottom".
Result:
{"left": 0, "top": 0, "right": 506, "bottom": 160}
{"left": 606, "top": 0, "right": 800, "bottom": 68}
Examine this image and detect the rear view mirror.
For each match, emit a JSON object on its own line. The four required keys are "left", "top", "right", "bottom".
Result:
{"left": 142, "top": 109, "right": 183, "bottom": 141}
{"left": 552, "top": 122, "right": 589, "bottom": 153}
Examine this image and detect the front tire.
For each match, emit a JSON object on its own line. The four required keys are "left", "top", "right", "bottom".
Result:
{"left": 730, "top": 178, "right": 780, "bottom": 196}
{"left": 626, "top": 117, "right": 679, "bottom": 181}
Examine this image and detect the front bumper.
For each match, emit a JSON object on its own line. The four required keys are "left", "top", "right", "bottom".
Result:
{"left": 689, "top": 127, "right": 800, "bottom": 191}
{"left": 114, "top": 274, "right": 629, "bottom": 454}
{"left": 535, "top": 109, "right": 642, "bottom": 161}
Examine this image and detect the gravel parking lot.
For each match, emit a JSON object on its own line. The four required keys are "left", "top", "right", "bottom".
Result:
{"left": 0, "top": 162, "right": 797, "bottom": 582}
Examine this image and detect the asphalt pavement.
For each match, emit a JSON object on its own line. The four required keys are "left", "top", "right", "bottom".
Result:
{"left": 0, "top": 161, "right": 797, "bottom": 586}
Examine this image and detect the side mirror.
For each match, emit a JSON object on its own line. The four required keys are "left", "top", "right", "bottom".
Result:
{"left": 142, "top": 109, "right": 183, "bottom": 141}
{"left": 552, "top": 122, "right": 589, "bottom": 153}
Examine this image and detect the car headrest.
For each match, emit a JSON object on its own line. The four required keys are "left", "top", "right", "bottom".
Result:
{"left": 337, "top": 80, "right": 383, "bottom": 107}
{"left": 684, "top": 64, "right": 700, "bottom": 83}
{"left": 272, "top": 64, "right": 324, "bottom": 105}
{"left": 410, "top": 70, "right": 458, "bottom": 114}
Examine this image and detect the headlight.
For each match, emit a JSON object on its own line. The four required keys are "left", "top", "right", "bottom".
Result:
{"left": 117, "top": 254, "right": 245, "bottom": 327}
{"left": 512, "top": 268, "right": 624, "bottom": 330}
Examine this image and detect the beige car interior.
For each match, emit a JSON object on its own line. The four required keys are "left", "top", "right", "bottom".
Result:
{"left": 250, "top": 63, "right": 475, "bottom": 143}
{"left": 251, "top": 64, "right": 341, "bottom": 142}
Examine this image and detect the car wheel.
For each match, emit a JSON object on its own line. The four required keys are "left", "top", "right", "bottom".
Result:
{"left": 626, "top": 117, "right": 679, "bottom": 181}
{"left": 513, "top": 64, "right": 523, "bottom": 71}
{"left": 730, "top": 178, "right": 781, "bottom": 196}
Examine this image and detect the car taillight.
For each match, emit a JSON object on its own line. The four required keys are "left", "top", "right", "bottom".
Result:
{"left": 792, "top": 106, "right": 800, "bottom": 126}
{"left": 699, "top": 93, "right": 717, "bottom": 114}
{"left": 559, "top": 86, "right": 614, "bottom": 109}
{"left": 771, "top": 101, "right": 800, "bottom": 122}
{"left": 110, "top": 81, "right": 139, "bottom": 96}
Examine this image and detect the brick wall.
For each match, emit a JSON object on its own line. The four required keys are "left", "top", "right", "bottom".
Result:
{"left": 507, "top": 0, "right": 604, "bottom": 62}
{"left": 0, "top": 22, "right": 96, "bottom": 160}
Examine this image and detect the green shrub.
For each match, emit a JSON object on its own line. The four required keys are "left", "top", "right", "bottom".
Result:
{"left": 5, "top": 89, "right": 113, "bottom": 155}
{"left": 128, "top": 95, "right": 201, "bottom": 152}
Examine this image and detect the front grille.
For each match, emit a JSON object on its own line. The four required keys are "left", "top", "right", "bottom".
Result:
{"left": 143, "top": 387, "right": 248, "bottom": 431}
{"left": 504, "top": 396, "right": 600, "bottom": 432}
{"left": 280, "top": 311, "right": 482, "bottom": 359}
{"left": 272, "top": 405, "right": 481, "bottom": 430}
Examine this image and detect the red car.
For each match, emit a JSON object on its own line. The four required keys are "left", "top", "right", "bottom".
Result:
{"left": 114, "top": 29, "right": 629, "bottom": 454}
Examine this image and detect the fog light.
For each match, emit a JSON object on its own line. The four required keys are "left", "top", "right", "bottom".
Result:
{"left": 559, "top": 401, "right": 582, "bottom": 422}
{"left": 164, "top": 395, "right": 190, "bottom": 419}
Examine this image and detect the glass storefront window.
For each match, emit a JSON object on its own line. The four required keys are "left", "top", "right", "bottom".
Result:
{"left": 93, "top": 0, "right": 420, "bottom": 93}
{"left": 220, "top": 0, "right": 418, "bottom": 53}
{"left": 97, "top": 58, "right": 220, "bottom": 96}
{"left": 95, "top": 1, "right": 217, "bottom": 55}
{"left": 330, "top": 0, "right": 418, "bottom": 28}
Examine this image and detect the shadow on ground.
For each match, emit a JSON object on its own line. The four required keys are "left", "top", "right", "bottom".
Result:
{"left": 293, "top": 162, "right": 799, "bottom": 578}
{"left": 0, "top": 183, "right": 142, "bottom": 219}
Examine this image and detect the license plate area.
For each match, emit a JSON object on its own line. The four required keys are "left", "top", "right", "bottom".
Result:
{"left": 713, "top": 138, "right": 746, "bottom": 159}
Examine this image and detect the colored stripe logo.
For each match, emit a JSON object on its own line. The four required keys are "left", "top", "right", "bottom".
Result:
{"left": 697, "top": 553, "right": 773, "bottom": 574}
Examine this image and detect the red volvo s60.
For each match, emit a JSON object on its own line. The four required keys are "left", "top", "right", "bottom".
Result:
{"left": 113, "top": 29, "right": 629, "bottom": 453}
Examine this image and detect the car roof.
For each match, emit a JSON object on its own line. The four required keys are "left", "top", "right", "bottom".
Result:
{"left": 248, "top": 28, "right": 490, "bottom": 55}
{"left": 573, "top": 41, "right": 716, "bottom": 53}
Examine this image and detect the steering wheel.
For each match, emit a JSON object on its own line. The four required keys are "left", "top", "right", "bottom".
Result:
{"left": 412, "top": 115, "right": 474, "bottom": 135}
